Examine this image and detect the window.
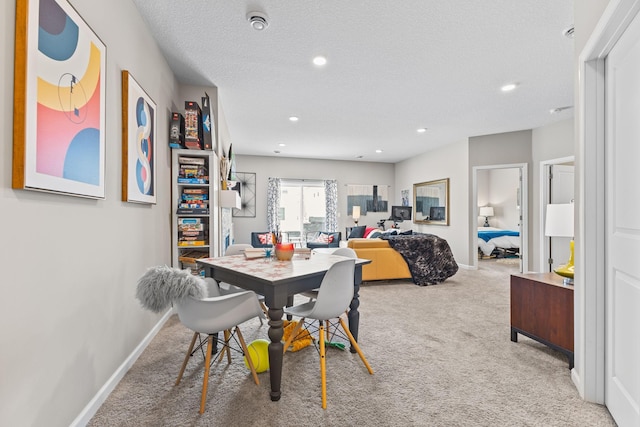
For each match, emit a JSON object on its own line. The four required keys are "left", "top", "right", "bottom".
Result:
{"left": 279, "top": 180, "right": 325, "bottom": 238}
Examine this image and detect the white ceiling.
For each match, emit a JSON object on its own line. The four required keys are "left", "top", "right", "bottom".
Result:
{"left": 131, "top": 0, "right": 574, "bottom": 164}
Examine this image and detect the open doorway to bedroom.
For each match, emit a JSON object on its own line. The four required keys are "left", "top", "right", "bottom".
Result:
{"left": 472, "top": 164, "right": 528, "bottom": 273}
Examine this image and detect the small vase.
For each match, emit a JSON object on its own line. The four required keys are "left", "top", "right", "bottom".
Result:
{"left": 275, "top": 243, "right": 295, "bottom": 261}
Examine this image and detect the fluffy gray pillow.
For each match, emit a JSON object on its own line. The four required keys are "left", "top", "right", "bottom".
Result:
{"left": 136, "top": 265, "right": 207, "bottom": 313}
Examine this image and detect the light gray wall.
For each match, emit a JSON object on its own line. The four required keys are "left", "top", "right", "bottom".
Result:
{"left": 469, "top": 130, "right": 533, "bottom": 268}
{"left": 1, "top": 1, "right": 182, "bottom": 425}
{"left": 531, "top": 118, "right": 574, "bottom": 269}
{"left": 232, "top": 155, "right": 396, "bottom": 245}
{"left": 395, "top": 139, "right": 471, "bottom": 267}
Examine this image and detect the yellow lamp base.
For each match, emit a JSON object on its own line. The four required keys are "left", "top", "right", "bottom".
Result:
{"left": 553, "top": 239, "right": 574, "bottom": 285}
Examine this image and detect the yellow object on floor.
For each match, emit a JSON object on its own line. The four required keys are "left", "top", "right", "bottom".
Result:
{"left": 282, "top": 320, "right": 314, "bottom": 352}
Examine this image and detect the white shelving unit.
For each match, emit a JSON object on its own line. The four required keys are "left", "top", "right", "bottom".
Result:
{"left": 171, "top": 149, "right": 217, "bottom": 273}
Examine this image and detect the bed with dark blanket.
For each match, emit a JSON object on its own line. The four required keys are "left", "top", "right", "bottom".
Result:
{"left": 381, "top": 234, "right": 458, "bottom": 286}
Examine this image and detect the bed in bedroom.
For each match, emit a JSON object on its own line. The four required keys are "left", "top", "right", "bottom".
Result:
{"left": 477, "top": 227, "right": 520, "bottom": 258}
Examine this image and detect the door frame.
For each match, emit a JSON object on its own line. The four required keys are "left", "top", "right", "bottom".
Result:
{"left": 471, "top": 163, "right": 528, "bottom": 272}
{"left": 538, "top": 156, "right": 575, "bottom": 272}
{"left": 578, "top": 0, "right": 640, "bottom": 404}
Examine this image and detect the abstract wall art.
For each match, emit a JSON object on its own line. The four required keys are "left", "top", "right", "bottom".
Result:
{"left": 121, "top": 70, "right": 156, "bottom": 204}
{"left": 12, "top": 0, "right": 107, "bottom": 198}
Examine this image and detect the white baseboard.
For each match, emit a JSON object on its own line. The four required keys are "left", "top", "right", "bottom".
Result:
{"left": 70, "top": 308, "right": 174, "bottom": 427}
{"left": 457, "top": 263, "right": 476, "bottom": 270}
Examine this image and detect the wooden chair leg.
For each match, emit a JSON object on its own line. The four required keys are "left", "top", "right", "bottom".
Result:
{"left": 282, "top": 318, "right": 305, "bottom": 354}
{"left": 176, "top": 332, "right": 198, "bottom": 386}
{"left": 199, "top": 335, "right": 214, "bottom": 414}
{"left": 224, "top": 329, "right": 232, "bottom": 364}
{"left": 319, "top": 321, "right": 327, "bottom": 409}
{"left": 236, "top": 326, "right": 259, "bottom": 385}
{"left": 338, "top": 317, "right": 374, "bottom": 375}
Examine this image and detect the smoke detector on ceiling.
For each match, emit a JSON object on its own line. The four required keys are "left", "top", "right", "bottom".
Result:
{"left": 247, "top": 11, "right": 269, "bottom": 31}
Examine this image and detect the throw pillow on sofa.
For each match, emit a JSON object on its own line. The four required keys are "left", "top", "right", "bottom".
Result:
{"left": 348, "top": 225, "right": 366, "bottom": 238}
{"left": 315, "top": 233, "right": 334, "bottom": 243}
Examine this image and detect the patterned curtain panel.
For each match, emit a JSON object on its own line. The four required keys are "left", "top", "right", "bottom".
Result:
{"left": 324, "top": 179, "right": 338, "bottom": 232}
{"left": 267, "top": 177, "right": 281, "bottom": 232}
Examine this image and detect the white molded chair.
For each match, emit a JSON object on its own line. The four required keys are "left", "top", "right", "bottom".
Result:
{"left": 302, "top": 247, "right": 358, "bottom": 301}
{"left": 175, "top": 291, "right": 264, "bottom": 414}
{"left": 223, "top": 244, "right": 269, "bottom": 321}
{"left": 282, "top": 259, "right": 373, "bottom": 409}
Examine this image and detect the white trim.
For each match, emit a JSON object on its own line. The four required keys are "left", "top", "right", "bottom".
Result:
{"left": 471, "top": 163, "right": 528, "bottom": 273}
{"left": 538, "top": 156, "right": 575, "bottom": 272}
{"left": 457, "top": 263, "right": 476, "bottom": 270}
{"left": 577, "top": 0, "right": 640, "bottom": 404}
{"left": 70, "top": 309, "right": 174, "bottom": 427}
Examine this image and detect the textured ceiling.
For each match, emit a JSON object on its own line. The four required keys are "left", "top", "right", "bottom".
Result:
{"left": 131, "top": 1, "right": 574, "bottom": 163}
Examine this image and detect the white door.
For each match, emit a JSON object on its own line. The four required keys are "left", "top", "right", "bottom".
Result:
{"left": 548, "top": 164, "right": 574, "bottom": 272}
{"left": 605, "top": 12, "right": 640, "bottom": 426}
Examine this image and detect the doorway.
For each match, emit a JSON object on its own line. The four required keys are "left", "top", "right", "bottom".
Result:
{"left": 472, "top": 163, "right": 528, "bottom": 272}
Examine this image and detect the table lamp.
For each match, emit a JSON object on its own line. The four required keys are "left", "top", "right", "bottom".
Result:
{"left": 479, "top": 206, "right": 494, "bottom": 227}
{"left": 352, "top": 206, "right": 361, "bottom": 226}
{"left": 544, "top": 203, "right": 574, "bottom": 285}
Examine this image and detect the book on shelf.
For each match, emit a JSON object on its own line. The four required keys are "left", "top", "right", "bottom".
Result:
{"left": 179, "top": 202, "right": 208, "bottom": 209}
{"left": 178, "top": 240, "right": 207, "bottom": 247}
{"left": 182, "top": 188, "right": 208, "bottom": 195}
{"left": 177, "top": 178, "right": 209, "bottom": 184}
{"left": 181, "top": 191, "right": 208, "bottom": 200}
{"left": 176, "top": 207, "right": 210, "bottom": 214}
{"left": 178, "top": 156, "right": 206, "bottom": 165}
{"left": 184, "top": 101, "right": 204, "bottom": 150}
{"left": 178, "top": 223, "right": 206, "bottom": 232}
{"left": 179, "top": 249, "right": 209, "bottom": 264}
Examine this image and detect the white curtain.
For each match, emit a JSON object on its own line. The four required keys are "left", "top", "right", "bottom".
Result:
{"left": 267, "top": 177, "right": 281, "bottom": 232}
{"left": 324, "top": 179, "right": 338, "bottom": 232}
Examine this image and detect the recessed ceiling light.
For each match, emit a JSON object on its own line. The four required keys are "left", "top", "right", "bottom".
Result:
{"left": 247, "top": 12, "right": 269, "bottom": 31}
{"left": 501, "top": 83, "right": 518, "bottom": 92}
{"left": 375, "top": 149, "right": 383, "bottom": 153}
{"left": 417, "top": 128, "right": 428, "bottom": 133}
{"left": 289, "top": 116, "right": 299, "bottom": 122}
{"left": 278, "top": 143, "right": 286, "bottom": 147}
{"left": 313, "top": 56, "right": 327, "bottom": 66}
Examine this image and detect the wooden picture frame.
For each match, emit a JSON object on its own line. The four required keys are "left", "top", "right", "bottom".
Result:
{"left": 121, "top": 70, "right": 156, "bottom": 204}
{"left": 413, "top": 178, "right": 450, "bottom": 225}
{"left": 12, "top": 0, "right": 106, "bottom": 199}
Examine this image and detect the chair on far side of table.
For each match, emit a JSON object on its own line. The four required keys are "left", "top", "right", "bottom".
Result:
{"left": 224, "top": 244, "right": 269, "bottom": 322}
{"left": 251, "top": 232, "right": 274, "bottom": 248}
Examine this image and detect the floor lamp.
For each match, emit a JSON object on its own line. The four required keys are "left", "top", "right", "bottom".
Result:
{"left": 544, "top": 203, "right": 574, "bottom": 285}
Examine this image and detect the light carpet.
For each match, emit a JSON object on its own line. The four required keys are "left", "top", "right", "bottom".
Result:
{"left": 88, "top": 262, "right": 616, "bottom": 426}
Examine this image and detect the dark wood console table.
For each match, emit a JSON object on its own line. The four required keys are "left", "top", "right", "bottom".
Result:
{"left": 510, "top": 272, "right": 574, "bottom": 369}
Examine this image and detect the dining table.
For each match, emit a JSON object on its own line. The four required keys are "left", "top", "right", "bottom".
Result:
{"left": 197, "top": 252, "right": 371, "bottom": 402}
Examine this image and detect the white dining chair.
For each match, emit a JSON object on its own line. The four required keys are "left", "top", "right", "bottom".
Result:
{"left": 282, "top": 258, "right": 373, "bottom": 409}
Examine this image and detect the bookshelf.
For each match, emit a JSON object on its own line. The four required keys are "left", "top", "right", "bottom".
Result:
{"left": 171, "top": 149, "right": 216, "bottom": 275}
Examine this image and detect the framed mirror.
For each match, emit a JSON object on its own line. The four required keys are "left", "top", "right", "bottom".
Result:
{"left": 413, "top": 178, "right": 449, "bottom": 225}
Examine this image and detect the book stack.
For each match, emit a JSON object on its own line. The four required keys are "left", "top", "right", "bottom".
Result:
{"left": 179, "top": 249, "right": 209, "bottom": 275}
{"left": 177, "top": 187, "right": 209, "bottom": 214}
{"left": 177, "top": 156, "right": 209, "bottom": 185}
{"left": 177, "top": 218, "right": 208, "bottom": 247}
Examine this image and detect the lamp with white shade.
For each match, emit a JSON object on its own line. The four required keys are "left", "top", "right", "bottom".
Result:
{"left": 544, "top": 203, "right": 574, "bottom": 285}
{"left": 352, "top": 206, "right": 361, "bottom": 226}
{"left": 479, "top": 206, "right": 494, "bottom": 227}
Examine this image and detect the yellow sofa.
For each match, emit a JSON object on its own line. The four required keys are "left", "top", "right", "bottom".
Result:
{"left": 347, "top": 238, "right": 412, "bottom": 281}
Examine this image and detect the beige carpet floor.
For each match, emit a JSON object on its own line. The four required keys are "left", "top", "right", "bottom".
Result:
{"left": 88, "top": 261, "right": 616, "bottom": 426}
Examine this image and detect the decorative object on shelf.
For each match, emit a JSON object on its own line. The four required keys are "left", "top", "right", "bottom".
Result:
{"left": 220, "top": 190, "right": 241, "bottom": 209}
{"left": 352, "top": 206, "right": 361, "bottom": 225}
{"left": 121, "top": 70, "right": 156, "bottom": 204}
{"left": 200, "top": 92, "right": 215, "bottom": 151}
{"left": 479, "top": 206, "right": 494, "bottom": 227}
{"left": 12, "top": 0, "right": 107, "bottom": 199}
{"left": 413, "top": 178, "right": 450, "bottom": 226}
{"left": 232, "top": 172, "right": 256, "bottom": 218}
{"left": 169, "top": 112, "right": 185, "bottom": 149}
{"left": 544, "top": 203, "right": 575, "bottom": 284}
{"left": 275, "top": 243, "right": 295, "bottom": 261}
{"left": 184, "top": 101, "right": 203, "bottom": 150}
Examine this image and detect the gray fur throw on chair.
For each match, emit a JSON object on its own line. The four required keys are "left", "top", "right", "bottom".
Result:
{"left": 136, "top": 265, "right": 207, "bottom": 313}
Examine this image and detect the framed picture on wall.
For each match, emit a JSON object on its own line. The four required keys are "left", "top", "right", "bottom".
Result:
{"left": 121, "top": 70, "right": 157, "bottom": 204}
{"left": 12, "top": 0, "right": 107, "bottom": 199}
